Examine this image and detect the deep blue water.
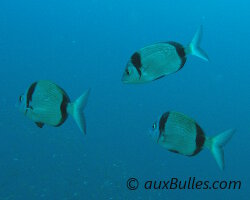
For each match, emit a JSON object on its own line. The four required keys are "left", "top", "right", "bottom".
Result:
{"left": 0, "top": 0, "right": 249, "bottom": 199}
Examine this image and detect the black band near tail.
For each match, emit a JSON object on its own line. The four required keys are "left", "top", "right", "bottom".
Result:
{"left": 167, "top": 41, "right": 187, "bottom": 70}
{"left": 192, "top": 123, "right": 205, "bottom": 156}
{"left": 56, "top": 94, "right": 70, "bottom": 127}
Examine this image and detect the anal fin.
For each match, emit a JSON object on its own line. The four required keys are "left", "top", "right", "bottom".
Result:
{"left": 153, "top": 75, "right": 165, "bottom": 81}
{"left": 35, "top": 122, "right": 44, "bottom": 128}
{"left": 169, "top": 149, "right": 180, "bottom": 154}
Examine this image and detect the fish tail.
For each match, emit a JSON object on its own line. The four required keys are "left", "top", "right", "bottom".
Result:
{"left": 185, "top": 25, "right": 209, "bottom": 61}
{"left": 206, "top": 129, "right": 235, "bottom": 170}
{"left": 67, "top": 89, "right": 91, "bottom": 134}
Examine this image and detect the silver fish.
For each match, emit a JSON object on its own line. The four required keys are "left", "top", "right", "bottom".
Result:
{"left": 149, "top": 111, "right": 235, "bottom": 170}
{"left": 122, "top": 26, "right": 209, "bottom": 84}
{"left": 18, "top": 80, "right": 90, "bottom": 134}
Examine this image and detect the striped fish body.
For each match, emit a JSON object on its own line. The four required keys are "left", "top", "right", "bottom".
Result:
{"left": 139, "top": 42, "right": 186, "bottom": 79}
{"left": 152, "top": 111, "right": 205, "bottom": 156}
{"left": 122, "top": 42, "right": 186, "bottom": 83}
{"left": 142, "top": 42, "right": 185, "bottom": 71}
{"left": 21, "top": 80, "right": 70, "bottom": 127}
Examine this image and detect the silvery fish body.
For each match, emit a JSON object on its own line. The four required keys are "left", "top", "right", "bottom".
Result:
{"left": 19, "top": 80, "right": 90, "bottom": 134}
{"left": 149, "top": 111, "right": 235, "bottom": 170}
{"left": 122, "top": 26, "right": 209, "bottom": 84}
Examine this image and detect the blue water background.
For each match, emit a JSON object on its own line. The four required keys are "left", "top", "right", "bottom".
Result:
{"left": 0, "top": 0, "right": 249, "bottom": 199}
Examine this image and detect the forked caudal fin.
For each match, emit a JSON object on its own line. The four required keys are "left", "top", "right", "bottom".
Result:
{"left": 185, "top": 25, "right": 209, "bottom": 61}
{"left": 67, "top": 89, "right": 91, "bottom": 134}
{"left": 206, "top": 129, "right": 235, "bottom": 170}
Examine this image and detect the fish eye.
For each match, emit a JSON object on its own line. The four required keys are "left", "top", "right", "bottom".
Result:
{"left": 125, "top": 68, "right": 130, "bottom": 75}
{"left": 152, "top": 122, "right": 157, "bottom": 130}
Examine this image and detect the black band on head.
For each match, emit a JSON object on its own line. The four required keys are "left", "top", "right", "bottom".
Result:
{"left": 131, "top": 52, "right": 142, "bottom": 77}
{"left": 26, "top": 82, "right": 37, "bottom": 108}
{"left": 158, "top": 112, "right": 170, "bottom": 142}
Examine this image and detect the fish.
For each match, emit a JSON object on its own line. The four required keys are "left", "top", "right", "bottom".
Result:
{"left": 122, "top": 25, "right": 209, "bottom": 84}
{"left": 149, "top": 111, "right": 235, "bottom": 170}
{"left": 18, "top": 80, "right": 90, "bottom": 134}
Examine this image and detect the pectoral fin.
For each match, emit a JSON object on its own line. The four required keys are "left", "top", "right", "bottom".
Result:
{"left": 35, "top": 122, "right": 44, "bottom": 128}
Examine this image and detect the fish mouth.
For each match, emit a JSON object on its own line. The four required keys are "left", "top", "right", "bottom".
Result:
{"left": 122, "top": 80, "right": 129, "bottom": 84}
{"left": 148, "top": 128, "right": 160, "bottom": 143}
{"left": 121, "top": 75, "right": 130, "bottom": 84}
{"left": 148, "top": 129, "right": 155, "bottom": 139}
